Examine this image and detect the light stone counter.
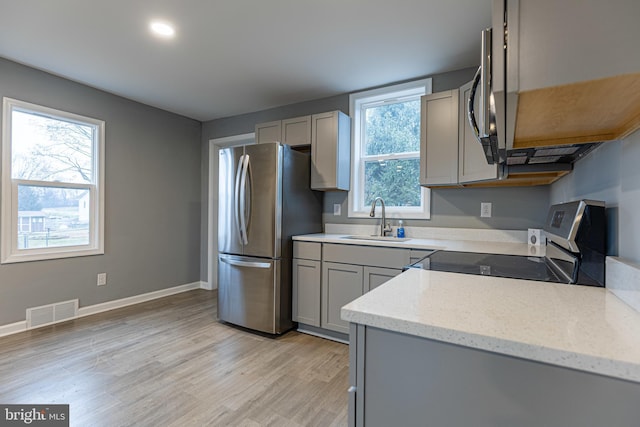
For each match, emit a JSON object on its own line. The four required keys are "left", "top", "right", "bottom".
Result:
{"left": 292, "top": 233, "right": 545, "bottom": 257}
{"left": 341, "top": 268, "right": 640, "bottom": 383}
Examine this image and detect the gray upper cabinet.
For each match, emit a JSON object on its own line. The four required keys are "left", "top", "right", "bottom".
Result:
{"left": 255, "top": 120, "right": 282, "bottom": 144}
{"left": 458, "top": 81, "right": 499, "bottom": 183}
{"left": 505, "top": 0, "right": 640, "bottom": 93}
{"left": 420, "top": 90, "right": 460, "bottom": 186}
{"left": 311, "top": 111, "right": 351, "bottom": 191}
{"left": 255, "top": 115, "right": 311, "bottom": 146}
{"left": 494, "top": 0, "right": 640, "bottom": 149}
{"left": 282, "top": 116, "right": 311, "bottom": 146}
{"left": 420, "top": 84, "right": 499, "bottom": 187}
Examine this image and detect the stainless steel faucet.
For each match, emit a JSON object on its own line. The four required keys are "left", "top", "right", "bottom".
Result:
{"left": 369, "top": 197, "right": 393, "bottom": 237}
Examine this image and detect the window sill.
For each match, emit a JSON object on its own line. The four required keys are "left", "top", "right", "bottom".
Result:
{"left": 1, "top": 247, "right": 104, "bottom": 264}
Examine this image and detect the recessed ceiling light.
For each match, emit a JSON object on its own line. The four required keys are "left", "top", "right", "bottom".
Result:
{"left": 150, "top": 21, "right": 175, "bottom": 38}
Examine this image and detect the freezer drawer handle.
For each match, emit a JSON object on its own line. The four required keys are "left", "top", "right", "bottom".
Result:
{"left": 220, "top": 257, "right": 271, "bottom": 269}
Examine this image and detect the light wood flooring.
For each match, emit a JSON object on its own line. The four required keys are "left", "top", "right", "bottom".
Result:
{"left": 0, "top": 290, "right": 349, "bottom": 426}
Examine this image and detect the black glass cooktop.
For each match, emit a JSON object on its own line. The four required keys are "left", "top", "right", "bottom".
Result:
{"left": 410, "top": 250, "right": 568, "bottom": 284}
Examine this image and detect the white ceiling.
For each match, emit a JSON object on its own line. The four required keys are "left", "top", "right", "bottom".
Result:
{"left": 0, "top": 0, "right": 491, "bottom": 122}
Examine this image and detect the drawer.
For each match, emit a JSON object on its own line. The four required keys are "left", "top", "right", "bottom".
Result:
{"left": 323, "top": 243, "right": 410, "bottom": 270}
{"left": 293, "top": 241, "right": 322, "bottom": 260}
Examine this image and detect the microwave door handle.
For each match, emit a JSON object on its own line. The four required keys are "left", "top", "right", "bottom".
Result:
{"left": 480, "top": 28, "right": 492, "bottom": 138}
{"left": 467, "top": 66, "right": 482, "bottom": 143}
{"left": 234, "top": 155, "right": 244, "bottom": 245}
{"left": 239, "top": 153, "right": 250, "bottom": 245}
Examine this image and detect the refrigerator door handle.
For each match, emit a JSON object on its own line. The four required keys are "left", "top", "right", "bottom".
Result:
{"left": 244, "top": 154, "right": 253, "bottom": 236}
{"left": 234, "top": 154, "right": 245, "bottom": 245}
{"left": 239, "top": 154, "right": 250, "bottom": 245}
{"left": 220, "top": 256, "right": 271, "bottom": 269}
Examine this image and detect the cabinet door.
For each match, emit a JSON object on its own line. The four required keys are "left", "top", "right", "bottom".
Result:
{"left": 292, "top": 258, "right": 321, "bottom": 326}
{"left": 311, "top": 111, "right": 351, "bottom": 191}
{"left": 409, "top": 249, "right": 433, "bottom": 265}
{"left": 495, "top": 0, "right": 640, "bottom": 150}
{"left": 458, "top": 81, "right": 499, "bottom": 183}
{"left": 322, "top": 261, "right": 363, "bottom": 334}
{"left": 282, "top": 116, "right": 311, "bottom": 146}
{"left": 255, "top": 120, "right": 282, "bottom": 144}
{"left": 420, "top": 90, "right": 460, "bottom": 186}
{"left": 364, "top": 266, "right": 402, "bottom": 293}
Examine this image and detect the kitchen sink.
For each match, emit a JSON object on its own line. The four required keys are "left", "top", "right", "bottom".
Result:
{"left": 342, "top": 235, "right": 412, "bottom": 242}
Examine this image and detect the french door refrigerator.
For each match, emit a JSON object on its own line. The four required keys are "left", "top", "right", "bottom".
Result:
{"left": 218, "top": 142, "right": 322, "bottom": 334}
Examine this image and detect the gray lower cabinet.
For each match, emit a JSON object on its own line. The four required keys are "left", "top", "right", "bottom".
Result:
{"left": 349, "top": 324, "right": 640, "bottom": 427}
{"left": 292, "top": 242, "right": 322, "bottom": 327}
{"left": 293, "top": 241, "right": 409, "bottom": 338}
{"left": 292, "top": 258, "right": 321, "bottom": 326}
{"left": 363, "top": 266, "right": 401, "bottom": 292}
{"left": 322, "top": 262, "right": 363, "bottom": 334}
{"left": 409, "top": 249, "right": 433, "bottom": 265}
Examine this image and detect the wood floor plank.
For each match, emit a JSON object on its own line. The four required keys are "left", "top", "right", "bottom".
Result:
{"left": 0, "top": 290, "right": 349, "bottom": 426}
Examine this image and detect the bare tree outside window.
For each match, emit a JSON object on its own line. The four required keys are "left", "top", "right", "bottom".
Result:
{"left": 11, "top": 110, "right": 94, "bottom": 249}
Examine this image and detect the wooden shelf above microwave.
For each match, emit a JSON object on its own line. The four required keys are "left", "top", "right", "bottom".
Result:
{"left": 513, "top": 72, "right": 640, "bottom": 149}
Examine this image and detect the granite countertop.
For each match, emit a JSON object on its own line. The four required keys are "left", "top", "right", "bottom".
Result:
{"left": 341, "top": 268, "right": 640, "bottom": 383}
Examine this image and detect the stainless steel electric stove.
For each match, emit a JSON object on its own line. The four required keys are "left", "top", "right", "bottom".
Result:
{"left": 407, "top": 200, "right": 606, "bottom": 287}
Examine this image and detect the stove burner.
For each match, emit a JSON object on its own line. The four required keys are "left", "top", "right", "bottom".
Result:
{"left": 417, "top": 251, "right": 567, "bottom": 283}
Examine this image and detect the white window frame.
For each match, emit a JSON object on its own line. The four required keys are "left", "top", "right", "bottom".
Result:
{"left": 348, "top": 78, "right": 432, "bottom": 219}
{"left": 1, "top": 97, "right": 105, "bottom": 263}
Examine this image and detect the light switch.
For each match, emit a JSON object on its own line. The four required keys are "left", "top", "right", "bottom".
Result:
{"left": 333, "top": 204, "right": 341, "bottom": 216}
{"left": 97, "top": 273, "right": 107, "bottom": 286}
{"left": 481, "top": 202, "right": 492, "bottom": 218}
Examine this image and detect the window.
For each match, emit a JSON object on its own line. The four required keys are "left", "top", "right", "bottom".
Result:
{"left": 348, "top": 79, "right": 432, "bottom": 219}
{"left": 1, "top": 98, "right": 104, "bottom": 263}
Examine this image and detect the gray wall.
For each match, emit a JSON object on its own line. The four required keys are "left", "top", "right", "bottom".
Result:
{"left": 200, "top": 67, "right": 551, "bottom": 281}
{"left": 0, "top": 58, "right": 202, "bottom": 325}
{"left": 551, "top": 130, "right": 640, "bottom": 262}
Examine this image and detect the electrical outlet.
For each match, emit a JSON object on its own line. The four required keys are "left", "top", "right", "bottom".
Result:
{"left": 97, "top": 273, "right": 107, "bottom": 286}
{"left": 333, "top": 204, "right": 341, "bottom": 216}
{"left": 480, "top": 202, "right": 492, "bottom": 218}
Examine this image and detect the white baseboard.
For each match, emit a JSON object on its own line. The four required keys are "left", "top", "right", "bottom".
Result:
{"left": 77, "top": 281, "right": 205, "bottom": 318}
{"left": 0, "top": 320, "right": 28, "bottom": 338}
{"left": 201, "top": 279, "right": 215, "bottom": 291}
{"left": 0, "top": 281, "right": 208, "bottom": 338}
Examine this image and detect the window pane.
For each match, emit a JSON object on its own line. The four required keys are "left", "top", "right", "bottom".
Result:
{"left": 11, "top": 110, "right": 94, "bottom": 184}
{"left": 364, "top": 99, "right": 420, "bottom": 156}
{"left": 17, "top": 185, "right": 90, "bottom": 249}
{"left": 364, "top": 158, "right": 421, "bottom": 207}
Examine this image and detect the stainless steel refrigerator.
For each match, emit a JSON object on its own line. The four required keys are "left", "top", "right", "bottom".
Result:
{"left": 217, "top": 142, "right": 322, "bottom": 334}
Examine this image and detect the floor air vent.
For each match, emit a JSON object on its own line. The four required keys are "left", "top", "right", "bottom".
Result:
{"left": 26, "top": 299, "right": 79, "bottom": 329}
